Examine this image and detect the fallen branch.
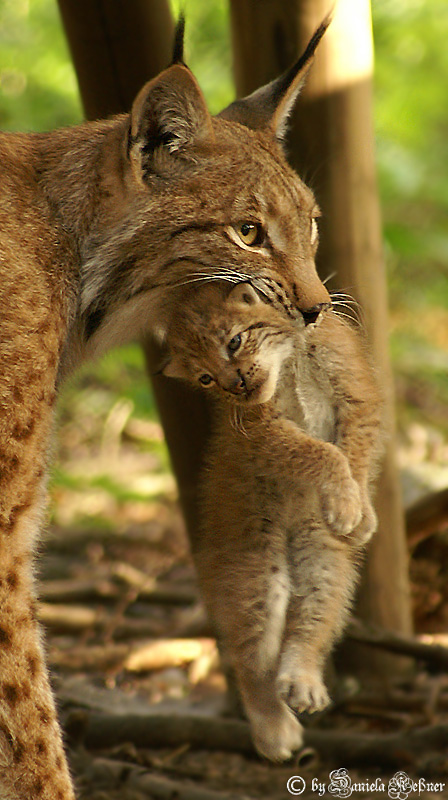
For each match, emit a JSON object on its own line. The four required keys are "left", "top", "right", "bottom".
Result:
{"left": 124, "top": 638, "right": 216, "bottom": 672}
{"left": 347, "top": 617, "right": 448, "bottom": 669}
{"left": 49, "top": 637, "right": 217, "bottom": 674}
{"left": 74, "top": 754, "right": 250, "bottom": 800}
{"left": 40, "top": 576, "right": 198, "bottom": 606}
{"left": 65, "top": 709, "right": 448, "bottom": 768}
{"left": 305, "top": 724, "right": 448, "bottom": 768}
{"left": 39, "top": 602, "right": 165, "bottom": 638}
{"left": 67, "top": 711, "right": 253, "bottom": 756}
{"left": 343, "top": 687, "right": 448, "bottom": 714}
{"left": 406, "top": 486, "right": 448, "bottom": 546}
{"left": 49, "top": 642, "right": 132, "bottom": 672}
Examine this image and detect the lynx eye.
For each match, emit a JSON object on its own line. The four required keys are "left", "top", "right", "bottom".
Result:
{"left": 236, "top": 222, "right": 264, "bottom": 247}
{"left": 227, "top": 333, "right": 242, "bottom": 354}
{"left": 198, "top": 373, "right": 214, "bottom": 386}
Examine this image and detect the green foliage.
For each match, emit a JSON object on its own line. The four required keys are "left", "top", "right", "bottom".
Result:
{"left": 0, "top": 0, "right": 81, "bottom": 130}
{"left": 372, "top": 0, "right": 448, "bottom": 309}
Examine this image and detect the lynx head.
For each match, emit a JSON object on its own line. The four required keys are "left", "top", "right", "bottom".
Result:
{"left": 162, "top": 282, "right": 302, "bottom": 405}
{"left": 81, "top": 18, "right": 332, "bottom": 353}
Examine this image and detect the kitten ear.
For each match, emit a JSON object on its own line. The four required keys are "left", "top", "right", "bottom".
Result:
{"left": 228, "top": 283, "right": 261, "bottom": 306}
{"left": 219, "top": 17, "right": 330, "bottom": 142}
{"left": 158, "top": 353, "right": 187, "bottom": 381}
{"left": 128, "top": 62, "right": 214, "bottom": 180}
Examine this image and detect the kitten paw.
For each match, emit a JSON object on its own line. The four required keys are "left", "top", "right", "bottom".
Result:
{"left": 277, "top": 669, "right": 330, "bottom": 714}
{"left": 322, "top": 473, "right": 363, "bottom": 536}
{"left": 352, "top": 502, "right": 377, "bottom": 545}
{"left": 251, "top": 705, "right": 303, "bottom": 762}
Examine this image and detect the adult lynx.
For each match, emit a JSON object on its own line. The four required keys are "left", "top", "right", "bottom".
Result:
{"left": 163, "top": 281, "right": 383, "bottom": 761}
{"left": 0, "top": 19, "right": 333, "bottom": 799}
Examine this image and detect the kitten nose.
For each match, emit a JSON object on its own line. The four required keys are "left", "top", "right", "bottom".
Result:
{"left": 228, "top": 370, "right": 247, "bottom": 395}
{"left": 302, "top": 301, "right": 332, "bottom": 326}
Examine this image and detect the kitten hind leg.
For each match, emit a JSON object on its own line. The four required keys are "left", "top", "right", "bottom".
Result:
{"left": 233, "top": 559, "right": 303, "bottom": 761}
{"left": 195, "top": 540, "right": 302, "bottom": 761}
{"left": 237, "top": 667, "right": 303, "bottom": 762}
{"left": 277, "top": 526, "right": 360, "bottom": 715}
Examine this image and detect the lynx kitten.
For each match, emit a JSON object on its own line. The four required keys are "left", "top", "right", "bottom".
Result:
{"left": 163, "top": 282, "right": 383, "bottom": 761}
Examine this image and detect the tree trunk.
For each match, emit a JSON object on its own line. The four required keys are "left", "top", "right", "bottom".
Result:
{"left": 57, "top": 0, "right": 174, "bottom": 117}
{"left": 57, "top": 0, "right": 210, "bottom": 539}
{"left": 229, "top": 0, "right": 413, "bottom": 663}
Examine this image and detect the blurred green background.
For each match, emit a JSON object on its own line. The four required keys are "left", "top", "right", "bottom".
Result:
{"left": 1, "top": 0, "right": 447, "bottom": 526}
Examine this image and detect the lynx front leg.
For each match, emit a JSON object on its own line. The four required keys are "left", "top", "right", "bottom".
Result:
{"left": 0, "top": 506, "right": 75, "bottom": 800}
{"left": 0, "top": 291, "right": 75, "bottom": 798}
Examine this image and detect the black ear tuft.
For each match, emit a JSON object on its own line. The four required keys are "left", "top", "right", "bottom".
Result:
{"left": 219, "top": 15, "right": 331, "bottom": 141}
{"left": 172, "top": 14, "right": 186, "bottom": 65}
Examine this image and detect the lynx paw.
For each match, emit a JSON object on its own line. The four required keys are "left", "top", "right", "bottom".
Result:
{"left": 321, "top": 474, "right": 362, "bottom": 537}
{"left": 251, "top": 704, "right": 303, "bottom": 762}
{"left": 277, "top": 668, "right": 330, "bottom": 714}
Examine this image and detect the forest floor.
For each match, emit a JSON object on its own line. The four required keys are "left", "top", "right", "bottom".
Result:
{"left": 42, "top": 344, "right": 448, "bottom": 800}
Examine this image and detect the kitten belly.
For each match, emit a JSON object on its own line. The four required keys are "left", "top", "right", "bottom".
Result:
{"left": 277, "top": 368, "right": 335, "bottom": 443}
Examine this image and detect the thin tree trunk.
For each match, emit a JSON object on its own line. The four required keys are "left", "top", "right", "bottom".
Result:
{"left": 57, "top": 0, "right": 174, "bottom": 117}
{"left": 57, "top": 0, "right": 210, "bottom": 539}
{"left": 229, "top": 0, "right": 413, "bottom": 664}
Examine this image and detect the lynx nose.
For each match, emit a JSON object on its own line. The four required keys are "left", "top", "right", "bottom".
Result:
{"left": 302, "top": 302, "right": 332, "bottom": 326}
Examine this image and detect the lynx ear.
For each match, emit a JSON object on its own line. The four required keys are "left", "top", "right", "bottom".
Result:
{"left": 219, "top": 17, "right": 330, "bottom": 141}
{"left": 129, "top": 62, "right": 214, "bottom": 179}
{"left": 228, "top": 283, "right": 262, "bottom": 306}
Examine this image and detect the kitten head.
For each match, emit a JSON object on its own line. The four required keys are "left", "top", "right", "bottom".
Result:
{"left": 162, "top": 283, "right": 302, "bottom": 405}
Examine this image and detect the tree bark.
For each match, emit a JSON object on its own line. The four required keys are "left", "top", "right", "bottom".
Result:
{"left": 57, "top": 0, "right": 211, "bottom": 539}
{"left": 57, "top": 0, "right": 174, "bottom": 117}
{"left": 229, "top": 0, "right": 413, "bottom": 662}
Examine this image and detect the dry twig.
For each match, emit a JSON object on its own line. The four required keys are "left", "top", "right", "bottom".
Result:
{"left": 347, "top": 617, "right": 448, "bottom": 669}
{"left": 75, "top": 754, "right": 251, "bottom": 800}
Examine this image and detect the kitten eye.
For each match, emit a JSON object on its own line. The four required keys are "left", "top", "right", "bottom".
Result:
{"left": 235, "top": 222, "right": 264, "bottom": 247}
{"left": 227, "top": 333, "right": 242, "bottom": 354}
{"left": 310, "top": 218, "right": 319, "bottom": 246}
{"left": 198, "top": 374, "right": 214, "bottom": 386}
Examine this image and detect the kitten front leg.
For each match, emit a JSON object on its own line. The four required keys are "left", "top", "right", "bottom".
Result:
{"left": 254, "top": 415, "right": 363, "bottom": 537}
{"left": 317, "top": 445, "right": 363, "bottom": 536}
{"left": 307, "top": 313, "right": 384, "bottom": 544}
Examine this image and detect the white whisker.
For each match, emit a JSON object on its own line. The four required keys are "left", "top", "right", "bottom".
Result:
{"left": 169, "top": 273, "right": 244, "bottom": 289}
{"left": 232, "top": 404, "right": 248, "bottom": 437}
{"left": 332, "top": 308, "right": 363, "bottom": 329}
{"left": 322, "top": 271, "right": 337, "bottom": 286}
{"left": 331, "top": 293, "right": 362, "bottom": 309}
